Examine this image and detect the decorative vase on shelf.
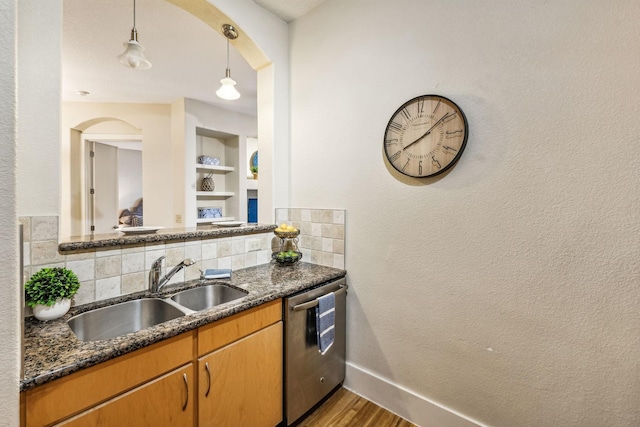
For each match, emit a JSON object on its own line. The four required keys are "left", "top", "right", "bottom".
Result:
{"left": 252, "top": 172, "right": 258, "bottom": 180}
{"left": 33, "top": 298, "right": 72, "bottom": 321}
{"left": 201, "top": 173, "right": 215, "bottom": 191}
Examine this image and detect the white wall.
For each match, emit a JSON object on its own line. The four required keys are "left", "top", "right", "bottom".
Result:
{"left": 0, "top": 1, "right": 20, "bottom": 425}
{"left": 17, "top": 0, "right": 60, "bottom": 218}
{"left": 289, "top": 1, "right": 640, "bottom": 426}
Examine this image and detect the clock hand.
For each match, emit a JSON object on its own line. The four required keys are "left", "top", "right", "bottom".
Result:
{"left": 403, "top": 112, "right": 452, "bottom": 150}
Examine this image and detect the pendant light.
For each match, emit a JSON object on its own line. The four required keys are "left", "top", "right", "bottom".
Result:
{"left": 216, "top": 24, "right": 241, "bottom": 100}
{"left": 117, "top": 0, "right": 152, "bottom": 70}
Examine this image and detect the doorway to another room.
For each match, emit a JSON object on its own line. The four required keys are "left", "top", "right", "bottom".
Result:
{"left": 83, "top": 134, "right": 143, "bottom": 235}
{"left": 83, "top": 135, "right": 144, "bottom": 234}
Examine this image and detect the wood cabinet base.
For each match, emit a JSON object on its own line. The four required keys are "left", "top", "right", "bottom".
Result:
{"left": 199, "top": 322, "right": 283, "bottom": 427}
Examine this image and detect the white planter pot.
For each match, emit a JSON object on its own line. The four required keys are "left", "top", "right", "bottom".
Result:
{"left": 33, "top": 298, "right": 71, "bottom": 321}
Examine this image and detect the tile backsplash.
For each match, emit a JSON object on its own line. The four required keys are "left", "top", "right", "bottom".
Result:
{"left": 19, "top": 211, "right": 346, "bottom": 310}
{"left": 19, "top": 216, "right": 272, "bottom": 307}
{"left": 275, "top": 208, "right": 346, "bottom": 269}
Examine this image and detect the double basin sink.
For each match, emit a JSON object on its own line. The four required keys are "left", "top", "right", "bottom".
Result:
{"left": 67, "top": 284, "right": 248, "bottom": 342}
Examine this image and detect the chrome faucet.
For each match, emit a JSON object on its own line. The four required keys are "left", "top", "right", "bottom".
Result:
{"left": 149, "top": 256, "right": 196, "bottom": 293}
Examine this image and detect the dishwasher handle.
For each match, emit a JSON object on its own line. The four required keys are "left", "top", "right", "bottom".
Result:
{"left": 291, "top": 284, "right": 348, "bottom": 311}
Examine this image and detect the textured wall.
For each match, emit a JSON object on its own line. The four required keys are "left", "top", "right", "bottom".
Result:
{"left": 17, "top": 0, "right": 61, "bottom": 217}
{"left": 289, "top": 1, "right": 640, "bottom": 426}
{"left": 0, "top": 1, "right": 20, "bottom": 425}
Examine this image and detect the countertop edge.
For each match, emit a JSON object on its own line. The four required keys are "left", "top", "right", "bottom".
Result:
{"left": 58, "top": 223, "right": 277, "bottom": 252}
{"left": 20, "top": 262, "right": 346, "bottom": 392}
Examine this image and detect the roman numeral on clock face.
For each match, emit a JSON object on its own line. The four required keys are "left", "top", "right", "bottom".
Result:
{"left": 389, "top": 151, "right": 402, "bottom": 162}
{"left": 388, "top": 121, "right": 402, "bottom": 133}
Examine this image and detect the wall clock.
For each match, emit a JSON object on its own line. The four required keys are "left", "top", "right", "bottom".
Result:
{"left": 383, "top": 94, "right": 468, "bottom": 178}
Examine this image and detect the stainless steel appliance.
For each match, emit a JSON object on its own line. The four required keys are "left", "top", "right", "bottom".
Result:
{"left": 284, "top": 277, "right": 348, "bottom": 425}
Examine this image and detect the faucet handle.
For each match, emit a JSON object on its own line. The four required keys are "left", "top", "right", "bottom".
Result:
{"left": 149, "top": 256, "right": 166, "bottom": 293}
{"left": 151, "top": 256, "right": 165, "bottom": 270}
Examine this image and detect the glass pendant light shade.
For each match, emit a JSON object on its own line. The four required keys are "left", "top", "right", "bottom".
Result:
{"left": 118, "top": 39, "right": 152, "bottom": 69}
{"left": 216, "top": 24, "right": 240, "bottom": 100}
{"left": 118, "top": 0, "right": 151, "bottom": 70}
{"left": 216, "top": 70, "right": 241, "bottom": 100}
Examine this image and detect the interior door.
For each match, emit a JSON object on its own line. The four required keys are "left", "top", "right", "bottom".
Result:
{"left": 88, "top": 141, "right": 119, "bottom": 234}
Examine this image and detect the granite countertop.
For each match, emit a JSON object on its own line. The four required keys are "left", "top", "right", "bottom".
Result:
{"left": 21, "top": 262, "right": 346, "bottom": 392}
{"left": 59, "top": 223, "right": 277, "bottom": 251}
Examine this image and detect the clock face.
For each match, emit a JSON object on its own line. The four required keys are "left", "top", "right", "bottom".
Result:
{"left": 384, "top": 95, "right": 468, "bottom": 178}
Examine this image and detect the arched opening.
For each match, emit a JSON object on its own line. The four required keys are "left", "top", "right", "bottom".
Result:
{"left": 165, "top": 0, "right": 270, "bottom": 70}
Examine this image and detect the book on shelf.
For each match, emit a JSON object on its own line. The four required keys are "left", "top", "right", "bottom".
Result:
{"left": 203, "top": 268, "right": 232, "bottom": 279}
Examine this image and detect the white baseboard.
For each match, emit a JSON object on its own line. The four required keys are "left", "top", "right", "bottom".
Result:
{"left": 344, "top": 362, "right": 486, "bottom": 427}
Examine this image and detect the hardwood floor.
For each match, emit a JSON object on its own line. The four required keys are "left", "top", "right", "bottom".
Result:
{"left": 296, "top": 387, "right": 417, "bottom": 427}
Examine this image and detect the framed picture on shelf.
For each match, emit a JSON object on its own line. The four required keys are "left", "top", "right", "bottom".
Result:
{"left": 198, "top": 207, "right": 223, "bottom": 219}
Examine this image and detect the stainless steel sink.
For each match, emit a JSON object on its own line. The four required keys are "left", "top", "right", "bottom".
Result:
{"left": 170, "top": 284, "right": 248, "bottom": 312}
{"left": 68, "top": 298, "right": 186, "bottom": 341}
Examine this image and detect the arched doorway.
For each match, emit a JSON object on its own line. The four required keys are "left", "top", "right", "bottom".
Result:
{"left": 69, "top": 117, "right": 142, "bottom": 235}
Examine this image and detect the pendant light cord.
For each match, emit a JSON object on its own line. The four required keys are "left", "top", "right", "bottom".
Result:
{"left": 130, "top": 0, "right": 138, "bottom": 42}
{"left": 226, "top": 37, "right": 231, "bottom": 76}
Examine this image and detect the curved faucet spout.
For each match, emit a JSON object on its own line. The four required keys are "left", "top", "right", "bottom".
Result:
{"left": 149, "top": 257, "right": 196, "bottom": 293}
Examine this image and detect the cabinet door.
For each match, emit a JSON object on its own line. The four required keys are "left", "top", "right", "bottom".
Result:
{"left": 58, "top": 364, "right": 194, "bottom": 427}
{"left": 26, "top": 332, "right": 194, "bottom": 427}
{"left": 199, "top": 322, "right": 283, "bottom": 427}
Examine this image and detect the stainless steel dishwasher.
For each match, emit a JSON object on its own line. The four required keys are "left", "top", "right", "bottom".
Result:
{"left": 284, "top": 277, "right": 348, "bottom": 425}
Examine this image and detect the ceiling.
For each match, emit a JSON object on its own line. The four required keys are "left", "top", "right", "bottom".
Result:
{"left": 252, "top": 0, "right": 327, "bottom": 23}
{"left": 62, "top": 0, "right": 326, "bottom": 117}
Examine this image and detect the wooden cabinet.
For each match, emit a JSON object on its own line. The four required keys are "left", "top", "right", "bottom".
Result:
{"left": 24, "top": 332, "right": 194, "bottom": 427}
{"left": 198, "top": 299, "right": 283, "bottom": 427}
{"left": 198, "top": 323, "right": 282, "bottom": 427}
{"left": 58, "top": 364, "right": 194, "bottom": 426}
{"left": 23, "top": 300, "right": 283, "bottom": 427}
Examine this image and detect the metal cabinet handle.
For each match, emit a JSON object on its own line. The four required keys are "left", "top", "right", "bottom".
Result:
{"left": 182, "top": 373, "right": 189, "bottom": 411}
{"left": 291, "top": 284, "right": 348, "bottom": 311}
{"left": 204, "top": 362, "right": 211, "bottom": 397}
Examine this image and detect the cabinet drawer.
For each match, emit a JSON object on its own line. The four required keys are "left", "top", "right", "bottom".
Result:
{"left": 25, "top": 331, "right": 194, "bottom": 427}
{"left": 57, "top": 364, "right": 194, "bottom": 427}
{"left": 198, "top": 299, "right": 281, "bottom": 356}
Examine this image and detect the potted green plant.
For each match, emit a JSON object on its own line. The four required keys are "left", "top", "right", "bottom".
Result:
{"left": 25, "top": 267, "right": 80, "bottom": 321}
{"left": 250, "top": 166, "right": 258, "bottom": 179}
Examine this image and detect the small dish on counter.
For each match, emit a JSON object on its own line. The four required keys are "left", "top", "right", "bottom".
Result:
{"left": 118, "top": 226, "right": 163, "bottom": 235}
{"left": 213, "top": 221, "right": 243, "bottom": 227}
